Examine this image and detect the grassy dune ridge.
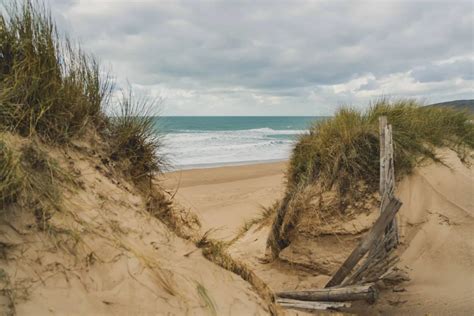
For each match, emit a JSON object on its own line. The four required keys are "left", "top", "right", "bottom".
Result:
{"left": 290, "top": 99, "right": 474, "bottom": 192}
{"left": 267, "top": 99, "right": 474, "bottom": 258}
{"left": 0, "top": 0, "right": 164, "bottom": 202}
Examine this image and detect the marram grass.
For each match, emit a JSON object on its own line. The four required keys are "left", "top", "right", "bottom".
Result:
{"left": 267, "top": 99, "right": 474, "bottom": 258}
{"left": 108, "top": 88, "right": 165, "bottom": 182}
{"left": 289, "top": 99, "right": 474, "bottom": 194}
{"left": 0, "top": 0, "right": 112, "bottom": 142}
{"left": 0, "top": 1, "right": 163, "bottom": 184}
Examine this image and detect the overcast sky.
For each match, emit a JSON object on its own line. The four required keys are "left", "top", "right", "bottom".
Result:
{"left": 50, "top": 0, "right": 473, "bottom": 116}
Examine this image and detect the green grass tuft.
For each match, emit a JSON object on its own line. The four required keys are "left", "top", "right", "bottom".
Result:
{"left": 0, "top": 137, "right": 65, "bottom": 220}
{"left": 107, "top": 87, "right": 165, "bottom": 182}
{"left": 288, "top": 99, "right": 474, "bottom": 194}
{"left": 0, "top": 0, "right": 112, "bottom": 142}
{"left": 267, "top": 98, "right": 474, "bottom": 259}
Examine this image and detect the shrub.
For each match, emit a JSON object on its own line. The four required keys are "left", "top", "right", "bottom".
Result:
{"left": 0, "top": 1, "right": 112, "bottom": 142}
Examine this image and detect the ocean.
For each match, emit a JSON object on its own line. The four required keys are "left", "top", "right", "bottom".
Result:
{"left": 156, "top": 116, "right": 325, "bottom": 170}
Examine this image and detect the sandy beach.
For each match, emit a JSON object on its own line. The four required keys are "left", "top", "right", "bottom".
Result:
{"left": 162, "top": 161, "right": 287, "bottom": 240}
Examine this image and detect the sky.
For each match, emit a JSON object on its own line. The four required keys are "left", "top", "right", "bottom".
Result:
{"left": 49, "top": 0, "right": 473, "bottom": 116}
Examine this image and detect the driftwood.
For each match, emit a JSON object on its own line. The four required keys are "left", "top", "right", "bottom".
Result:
{"left": 276, "top": 116, "right": 403, "bottom": 310}
{"left": 277, "top": 284, "right": 378, "bottom": 304}
{"left": 325, "top": 197, "right": 402, "bottom": 288}
{"left": 275, "top": 298, "right": 351, "bottom": 312}
{"left": 343, "top": 240, "right": 400, "bottom": 286}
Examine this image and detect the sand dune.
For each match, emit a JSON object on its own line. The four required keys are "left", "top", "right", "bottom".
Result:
{"left": 166, "top": 150, "right": 474, "bottom": 314}
{"left": 3, "top": 138, "right": 472, "bottom": 315}
{"left": 0, "top": 135, "right": 269, "bottom": 315}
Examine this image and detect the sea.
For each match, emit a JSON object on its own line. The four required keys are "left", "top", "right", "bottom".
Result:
{"left": 156, "top": 116, "right": 325, "bottom": 170}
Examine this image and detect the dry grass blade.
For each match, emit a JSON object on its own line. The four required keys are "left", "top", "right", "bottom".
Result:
{"left": 196, "top": 282, "right": 217, "bottom": 316}
{"left": 0, "top": 140, "right": 23, "bottom": 207}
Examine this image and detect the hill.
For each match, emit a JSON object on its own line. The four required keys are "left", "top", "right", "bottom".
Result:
{"left": 426, "top": 99, "right": 474, "bottom": 113}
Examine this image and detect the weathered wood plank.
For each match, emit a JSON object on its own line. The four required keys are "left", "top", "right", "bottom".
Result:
{"left": 277, "top": 284, "right": 378, "bottom": 304}
{"left": 383, "top": 124, "right": 399, "bottom": 247}
{"left": 325, "top": 197, "right": 402, "bottom": 288}
{"left": 276, "top": 298, "right": 351, "bottom": 311}
{"left": 379, "top": 116, "right": 388, "bottom": 194}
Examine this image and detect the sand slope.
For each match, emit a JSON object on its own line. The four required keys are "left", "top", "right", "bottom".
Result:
{"left": 168, "top": 150, "right": 474, "bottom": 314}
{"left": 3, "top": 142, "right": 471, "bottom": 315}
{"left": 382, "top": 149, "right": 474, "bottom": 314}
{"left": 0, "top": 136, "right": 269, "bottom": 315}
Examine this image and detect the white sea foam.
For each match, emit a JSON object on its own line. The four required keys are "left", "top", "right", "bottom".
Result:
{"left": 162, "top": 128, "right": 305, "bottom": 170}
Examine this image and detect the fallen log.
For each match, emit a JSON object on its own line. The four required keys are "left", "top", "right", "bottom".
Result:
{"left": 277, "top": 284, "right": 378, "bottom": 304}
{"left": 325, "top": 197, "right": 402, "bottom": 288}
{"left": 276, "top": 298, "right": 351, "bottom": 312}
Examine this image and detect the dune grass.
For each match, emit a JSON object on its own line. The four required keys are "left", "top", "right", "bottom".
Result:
{"left": 107, "top": 88, "right": 165, "bottom": 182}
{"left": 195, "top": 233, "right": 278, "bottom": 315}
{"left": 0, "top": 1, "right": 112, "bottom": 142}
{"left": 0, "top": 0, "right": 173, "bottom": 245}
{"left": 289, "top": 99, "right": 474, "bottom": 194}
{"left": 0, "top": 1, "right": 163, "bottom": 185}
{"left": 0, "top": 138, "right": 65, "bottom": 220}
{"left": 0, "top": 140, "right": 23, "bottom": 207}
{"left": 267, "top": 99, "right": 474, "bottom": 259}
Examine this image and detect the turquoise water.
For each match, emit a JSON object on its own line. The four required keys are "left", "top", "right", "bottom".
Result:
{"left": 159, "top": 116, "right": 318, "bottom": 133}
{"left": 156, "top": 116, "right": 325, "bottom": 169}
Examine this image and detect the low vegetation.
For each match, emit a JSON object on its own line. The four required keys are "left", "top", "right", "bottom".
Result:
{"left": 0, "top": 140, "right": 22, "bottom": 207}
{"left": 0, "top": 138, "right": 66, "bottom": 222}
{"left": 289, "top": 99, "right": 474, "bottom": 193}
{"left": 0, "top": 1, "right": 182, "bottom": 272}
{"left": 0, "top": 1, "right": 112, "bottom": 143}
{"left": 0, "top": 1, "right": 162, "bottom": 185}
{"left": 196, "top": 233, "right": 278, "bottom": 315}
{"left": 267, "top": 99, "right": 474, "bottom": 258}
{"left": 108, "top": 89, "right": 165, "bottom": 183}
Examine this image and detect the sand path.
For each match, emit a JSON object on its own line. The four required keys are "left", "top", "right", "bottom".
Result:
{"left": 162, "top": 162, "right": 287, "bottom": 240}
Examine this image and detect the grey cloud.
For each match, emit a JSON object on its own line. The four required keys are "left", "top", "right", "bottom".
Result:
{"left": 49, "top": 0, "right": 474, "bottom": 115}
{"left": 412, "top": 59, "right": 474, "bottom": 82}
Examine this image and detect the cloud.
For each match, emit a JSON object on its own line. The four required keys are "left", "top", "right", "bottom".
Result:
{"left": 49, "top": 0, "right": 474, "bottom": 115}
{"left": 411, "top": 57, "right": 474, "bottom": 82}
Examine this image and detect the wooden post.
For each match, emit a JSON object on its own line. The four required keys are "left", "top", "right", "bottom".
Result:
{"left": 277, "top": 284, "right": 378, "bottom": 304}
{"left": 379, "top": 116, "right": 387, "bottom": 194}
{"left": 383, "top": 124, "right": 399, "bottom": 248}
{"left": 325, "top": 198, "right": 402, "bottom": 288}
